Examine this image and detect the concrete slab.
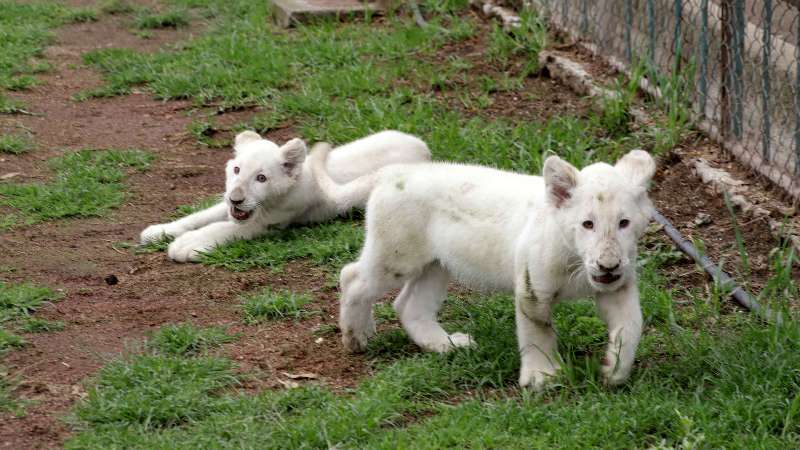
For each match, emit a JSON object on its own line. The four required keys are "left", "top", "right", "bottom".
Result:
{"left": 269, "top": 0, "right": 390, "bottom": 28}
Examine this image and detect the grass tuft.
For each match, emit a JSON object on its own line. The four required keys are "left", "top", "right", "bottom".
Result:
{"left": 64, "top": 7, "right": 98, "bottom": 23}
{"left": 0, "top": 281, "right": 62, "bottom": 323}
{"left": 0, "top": 133, "right": 32, "bottom": 154}
{"left": 74, "top": 354, "right": 239, "bottom": 429}
{"left": 146, "top": 323, "right": 237, "bottom": 356}
{"left": 0, "top": 328, "right": 25, "bottom": 353}
{"left": 100, "top": 0, "right": 136, "bottom": 15}
{"left": 18, "top": 317, "right": 65, "bottom": 333}
{"left": 134, "top": 10, "right": 189, "bottom": 29}
{"left": 0, "top": 148, "right": 152, "bottom": 226}
{"left": 240, "top": 288, "right": 312, "bottom": 323}
{"left": 202, "top": 218, "right": 364, "bottom": 272}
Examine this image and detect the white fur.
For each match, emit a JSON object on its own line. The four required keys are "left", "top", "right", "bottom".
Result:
{"left": 140, "top": 130, "right": 431, "bottom": 262}
{"left": 311, "top": 149, "right": 655, "bottom": 390}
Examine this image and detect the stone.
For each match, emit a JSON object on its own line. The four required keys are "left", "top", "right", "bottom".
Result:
{"left": 269, "top": 0, "right": 390, "bottom": 28}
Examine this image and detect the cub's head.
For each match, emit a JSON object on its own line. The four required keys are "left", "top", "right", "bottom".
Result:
{"left": 224, "top": 131, "right": 307, "bottom": 222}
{"left": 543, "top": 150, "right": 656, "bottom": 292}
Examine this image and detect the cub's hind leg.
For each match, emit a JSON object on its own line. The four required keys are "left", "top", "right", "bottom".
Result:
{"left": 397, "top": 262, "right": 474, "bottom": 353}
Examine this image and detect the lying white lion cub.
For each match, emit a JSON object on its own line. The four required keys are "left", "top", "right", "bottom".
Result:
{"left": 140, "top": 130, "right": 431, "bottom": 262}
{"left": 311, "top": 146, "right": 655, "bottom": 390}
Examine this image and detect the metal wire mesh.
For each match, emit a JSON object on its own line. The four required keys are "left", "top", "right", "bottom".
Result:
{"left": 528, "top": 0, "right": 800, "bottom": 200}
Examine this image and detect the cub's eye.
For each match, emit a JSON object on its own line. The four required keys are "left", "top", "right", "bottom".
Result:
{"left": 619, "top": 219, "right": 630, "bottom": 229}
{"left": 233, "top": 166, "right": 240, "bottom": 174}
{"left": 256, "top": 174, "right": 267, "bottom": 183}
{"left": 582, "top": 220, "right": 594, "bottom": 230}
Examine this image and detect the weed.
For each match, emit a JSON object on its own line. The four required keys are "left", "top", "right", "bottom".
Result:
{"left": 100, "top": 0, "right": 136, "bottom": 15}
{"left": 0, "top": 94, "right": 25, "bottom": 114}
{"left": 0, "top": 366, "right": 22, "bottom": 413}
{"left": 146, "top": 323, "right": 237, "bottom": 356}
{"left": 74, "top": 354, "right": 239, "bottom": 428}
{"left": 0, "top": 328, "right": 25, "bottom": 353}
{"left": 240, "top": 288, "right": 312, "bottom": 323}
{"left": 65, "top": 7, "right": 98, "bottom": 23}
{"left": 202, "top": 218, "right": 364, "bottom": 272}
{"left": 0, "top": 281, "right": 62, "bottom": 323}
{"left": 0, "top": 149, "right": 152, "bottom": 226}
{"left": 134, "top": 10, "right": 189, "bottom": 29}
{"left": 18, "top": 317, "right": 65, "bottom": 333}
{"left": 0, "top": 133, "right": 32, "bottom": 154}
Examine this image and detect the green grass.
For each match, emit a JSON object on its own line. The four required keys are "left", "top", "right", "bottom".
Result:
{"left": 146, "top": 323, "right": 237, "bottom": 356}
{"left": 0, "top": 328, "right": 25, "bottom": 353}
{"left": 0, "top": 1, "right": 114, "bottom": 97}
{"left": 65, "top": 246, "right": 800, "bottom": 448}
{"left": 0, "top": 148, "right": 152, "bottom": 227}
{"left": 202, "top": 217, "right": 364, "bottom": 272}
{"left": 28, "top": 1, "right": 792, "bottom": 447}
{"left": 100, "top": 0, "right": 136, "bottom": 15}
{"left": 18, "top": 317, "right": 65, "bottom": 333}
{"left": 0, "top": 94, "right": 26, "bottom": 114}
{"left": 240, "top": 288, "right": 313, "bottom": 323}
{"left": 0, "top": 281, "right": 63, "bottom": 353}
{"left": 134, "top": 10, "right": 189, "bottom": 29}
{"left": 73, "top": 354, "right": 239, "bottom": 429}
{"left": 0, "top": 133, "right": 32, "bottom": 154}
{"left": 0, "top": 281, "right": 62, "bottom": 323}
{"left": 64, "top": 7, "right": 98, "bottom": 23}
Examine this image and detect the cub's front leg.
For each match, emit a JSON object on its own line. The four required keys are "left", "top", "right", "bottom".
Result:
{"left": 167, "top": 220, "right": 265, "bottom": 263}
{"left": 595, "top": 282, "right": 643, "bottom": 386}
{"left": 515, "top": 270, "right": 560, "bottom": 391}
{"left": 140, "top": 201, "right": 228, "bottom": 244}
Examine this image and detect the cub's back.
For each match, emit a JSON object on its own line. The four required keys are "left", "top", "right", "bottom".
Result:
{"left": 367, "top": 162, "right": 546, "bottom": 291}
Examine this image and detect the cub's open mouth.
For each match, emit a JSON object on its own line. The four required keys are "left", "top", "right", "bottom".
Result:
{"left": 230, "top": 206, "right": 252, "bottom": 221}
{"left": 592, "top": 273, "right": 621, "bottom": 284}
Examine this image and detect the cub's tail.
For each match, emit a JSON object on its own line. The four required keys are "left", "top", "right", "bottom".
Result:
{"left": 309, "top": 142, "right": 380, "bottom": 213}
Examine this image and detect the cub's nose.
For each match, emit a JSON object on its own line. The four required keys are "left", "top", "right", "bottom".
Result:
{"left": 230, "top": 198, "right": 244, "bottom": 206}
{"left": 598, "top": 262, "right": 620, "bottom": 273}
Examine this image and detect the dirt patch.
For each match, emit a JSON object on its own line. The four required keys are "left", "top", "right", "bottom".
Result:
{"left": 404, "top": 15, "right": 593, "bottom": 122}
{"left": 0, "top": 5, "right": 328, "bottom": 448}
{"left": 650, "top": 138, "right": 800, "bottom": 296}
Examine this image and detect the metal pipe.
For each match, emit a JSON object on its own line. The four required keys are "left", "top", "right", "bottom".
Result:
{"left": 652, "top": 210, "right": 782, "bottom": 325}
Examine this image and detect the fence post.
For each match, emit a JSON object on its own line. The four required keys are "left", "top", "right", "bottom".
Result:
{"left": 580, "top": 0, "right": 588, "bottom": 35}
{"left": 673, "top": 0, "right": 683, "bottom": 72}
{"left": 796, "top": 5, "right": 800, "bottom": 175}
{"left": 731, "top": 0, "right": 744, "bottom": 139}
{"left": 721, "top": 0, "right": 731, "bottom": 139}
{"left": 647, "top": 0, "right": 656, "bottom": 64}
{"left": 699, "top": 0, "right": 709, "bottom": 117}
{"left": 625, "top": 0, "right": 632, "bottom": 62}
{"left": 761, "top": 0, "right": 772, "bottom": 161}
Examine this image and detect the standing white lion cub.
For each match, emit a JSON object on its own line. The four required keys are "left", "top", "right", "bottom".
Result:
{"left": 140, "top": 130, "right": 430, "bottom": 262}
{"left": 310, "top": 145, "right": 655, "bottom": 390}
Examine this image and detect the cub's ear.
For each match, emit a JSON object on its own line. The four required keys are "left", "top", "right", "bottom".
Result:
{"left": 280, "top": 138, "right": 307, "bottom": 174}
{"left": 543, "top": 155, "right": 579, "bottom": 208}
{"left": 233, "top": 131, "right": 262, "bottom": 155}
{"left": 615, "top": 149, "right": 656, "bottom": 189}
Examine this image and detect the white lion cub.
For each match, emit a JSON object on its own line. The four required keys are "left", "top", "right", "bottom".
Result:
{"left": 140, "top": 130, "right": 431, "bottom": 262}
{"left": 311, "top": 146, "right": 655, "bottom": 390}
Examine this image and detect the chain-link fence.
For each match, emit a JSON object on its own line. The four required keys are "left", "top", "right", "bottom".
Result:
{"left": 527, "top": 0, "right": 800, "bottom": 201}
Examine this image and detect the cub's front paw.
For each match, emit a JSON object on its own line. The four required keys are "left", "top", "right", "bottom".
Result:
{"left": 600, "top": 357, "right": 631, "bottom": 387}
{"left": 519, "top": 365, "right": 558, "bottom": 392}
{"left": 140, "top": 223, "right": 183, "bottom": 244}
{"left": 341, "top": 326, "right": 375, "bottom": 353}
{"left": 167, "top": 231, "right": 216, "bottom": 263}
